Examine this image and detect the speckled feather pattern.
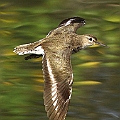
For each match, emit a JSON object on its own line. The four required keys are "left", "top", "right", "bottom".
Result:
{"left": 13, "top": 17, "right": 106, "bottom": 120}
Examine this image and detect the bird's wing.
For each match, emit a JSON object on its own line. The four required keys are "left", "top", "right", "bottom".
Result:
{"left": 42, "top": 48, "right": 73, "bottom": 120}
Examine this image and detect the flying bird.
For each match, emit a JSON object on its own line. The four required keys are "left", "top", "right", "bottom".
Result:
{"left": 13, "top": 17, "right": 106, "bottom": 120}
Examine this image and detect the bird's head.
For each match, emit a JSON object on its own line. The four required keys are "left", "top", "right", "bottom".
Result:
{"left": 82, "top": 35, "right": 107, "bottom": 48}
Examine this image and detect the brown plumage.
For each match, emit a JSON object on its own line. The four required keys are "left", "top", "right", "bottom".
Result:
{"left": 13, "top": 17, "right": 106, "bottom": 120}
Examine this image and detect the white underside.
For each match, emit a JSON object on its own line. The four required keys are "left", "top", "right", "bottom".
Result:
{"left": 31, "top": 46, "right": 44, "bottom": 55}
{"left": 14, "top": 45, "right": 44, "bottom": 55}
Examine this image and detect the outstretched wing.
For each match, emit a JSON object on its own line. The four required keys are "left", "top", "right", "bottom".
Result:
{"left": 42, "top": 48, "right": 73, "bottom": 120}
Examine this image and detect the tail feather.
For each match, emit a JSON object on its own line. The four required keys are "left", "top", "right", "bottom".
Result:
{"left": 13, "top": 42, "right": 44, "bottom": 55}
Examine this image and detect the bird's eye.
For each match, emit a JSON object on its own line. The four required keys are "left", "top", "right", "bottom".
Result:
{"left": 89, "top": 38, "right": 93, "bottom": 41}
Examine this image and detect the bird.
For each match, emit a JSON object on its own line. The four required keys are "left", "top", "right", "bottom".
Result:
{"left": 13, "top": 17, "right": 107, "bottom": 120}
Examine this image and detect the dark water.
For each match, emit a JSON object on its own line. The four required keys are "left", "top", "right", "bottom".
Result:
{"left": 0, "top": 0, "right": 120, "bottom": 120}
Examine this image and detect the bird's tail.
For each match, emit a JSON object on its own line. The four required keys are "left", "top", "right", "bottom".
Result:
{"left": 13, "top": 41, "right": 44, "bottom": 55}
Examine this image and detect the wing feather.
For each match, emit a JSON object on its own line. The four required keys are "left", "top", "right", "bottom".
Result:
{"left": 42, "top": 50, "right": 73, "bottom": 120}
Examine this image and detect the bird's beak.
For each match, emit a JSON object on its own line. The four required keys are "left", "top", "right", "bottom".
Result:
{"left": 94, "top": 41, "right": 107, "bottom": 47}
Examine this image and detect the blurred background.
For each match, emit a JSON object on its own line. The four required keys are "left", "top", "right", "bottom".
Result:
{"left": 0, "top": 0, "right": 120, "bottom": 120}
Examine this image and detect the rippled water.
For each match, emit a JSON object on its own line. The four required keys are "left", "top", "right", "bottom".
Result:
{"left": 0, "top": 0, "right": 120, "bottom": 120}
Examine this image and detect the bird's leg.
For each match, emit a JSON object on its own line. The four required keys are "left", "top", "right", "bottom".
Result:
{"left": 24, "top": 54, "right": 42, "bottom": 60}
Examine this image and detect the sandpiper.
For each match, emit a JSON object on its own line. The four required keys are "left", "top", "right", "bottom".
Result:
{"left": 13, "top": 17, "right": 106, "bottom": 120}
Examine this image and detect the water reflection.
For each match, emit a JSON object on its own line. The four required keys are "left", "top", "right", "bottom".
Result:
{"left": 0, "top": 0, "right": 120, "bottom": 120}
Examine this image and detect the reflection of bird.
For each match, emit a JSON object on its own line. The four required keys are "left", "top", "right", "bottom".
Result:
{"left": 13, "top": 17, "right": 106, "bottom": 120}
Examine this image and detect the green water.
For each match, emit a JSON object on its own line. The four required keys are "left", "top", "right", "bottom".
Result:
{"left": 0, "top": 0, "right": 120, "bottom": 120}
